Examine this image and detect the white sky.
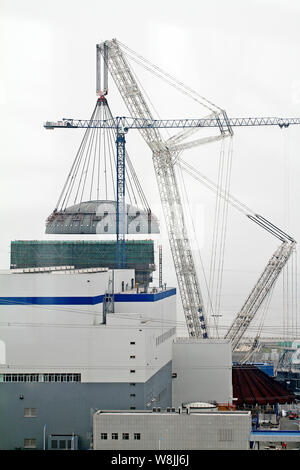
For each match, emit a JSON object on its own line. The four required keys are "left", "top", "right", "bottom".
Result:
{"left": 1, "top": 0, "right": 300, "bottom": 338}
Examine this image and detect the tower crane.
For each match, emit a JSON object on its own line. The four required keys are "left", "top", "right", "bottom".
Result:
{"left": 44, "top": 39, "right": 300, "bottom": 346}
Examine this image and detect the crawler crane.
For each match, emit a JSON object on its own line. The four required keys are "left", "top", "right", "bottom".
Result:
{"left": 45, "top": 39, "right": 299, "bottom": 350}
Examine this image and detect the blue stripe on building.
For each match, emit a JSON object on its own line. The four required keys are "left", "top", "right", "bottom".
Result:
{"left": 0, "top": 288, "right": 176, "bottom": 306}
{"left": 114, "top": 288, "right": 176, "bottom": 303}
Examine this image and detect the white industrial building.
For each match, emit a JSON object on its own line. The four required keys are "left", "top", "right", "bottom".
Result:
{"left": 0, "top": 266, "right": 176, "bottom": 450}
{"left": 0, "top": 264, "right": 235, "bottom": 450}
{"left": 93, "top": 408, "right": 252, "bottom": 450}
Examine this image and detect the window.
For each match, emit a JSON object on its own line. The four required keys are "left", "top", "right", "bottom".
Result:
{"left": 130, "top": 370, "right": 136, "bottom": 373}
{"left": 134, "top": 433, "right": 141, "bottom": 440}
{"left": 2, "top": 373, "right": 81, "bottom": 383}
{"left": 130, "top": 383, "right": 136, "bottom": 386}
{"left": 59, "top": 440, "right": 66, "bottom": 449}
{"left": 122, "top": 433, "right": 129, "bottom": 440}
{"left": 130, "top": 355, "right": 136, "bottom": 359}
{"left": 24, "top": 438, "right": 36, "bottom": 449}
{"left": 112, "top": 433, "right": 118, "bottom": 440}
{"left": 130, "top": 393, "right": 136, "bottom": 397}
{"left": 49, "top": 435, "right": 77, "bottom": 450}
{"left": 130, "top": 406, "right": 136, "bottom": 410}
{"left": 100, "top": 433, "right": 108, "bottom": 440}
{"left": 130, "top": 341, "right": 135, "bottom": 345}
{"left": 24, "top": 408, "right": 37, "bottom": 418}
{"left": 51, "top": 440, "right": 58, "bottom": 449}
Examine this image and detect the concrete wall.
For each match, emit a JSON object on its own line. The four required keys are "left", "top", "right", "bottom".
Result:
{"left": 93, "top": 410, "right": 252, "bottom": 450}
{"left": 0, "top": 361, "right": 172, "bottom": 450}
{"left": 172, "top": 338, "right": 233, "bottom": 407}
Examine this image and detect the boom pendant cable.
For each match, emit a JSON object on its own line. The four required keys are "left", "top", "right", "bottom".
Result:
{"left": 52, "top": 98, "right": 152, "bottom": 215}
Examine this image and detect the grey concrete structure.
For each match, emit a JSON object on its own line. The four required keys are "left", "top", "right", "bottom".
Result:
{"left": 93, "top": 409, "right": 252, "bottom": 450}
{"left": 45, "top": 200, "right": 160, "bottom": 234}
{"left": 172, "top": 338, "right": 233, "bottom": 407}
{"left": 0, "top": 361, "right": 172, "bottom": 450}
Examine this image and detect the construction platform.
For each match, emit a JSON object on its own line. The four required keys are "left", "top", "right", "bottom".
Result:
{"left": 10, "top": 239, "right": 155, "bottom": 287}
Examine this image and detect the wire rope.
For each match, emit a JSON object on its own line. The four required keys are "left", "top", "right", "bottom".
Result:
{"left": 208, "top": 139, "right": 225, "bottom": 321}
{"left": 214, "top": 138, "right": 234, "bottom": 329}
{"left": 177, "top": 158, "right": 253, "bottom": 215}
{"left": 50, "top": 98, "right": 153, "bottom": 219}
{"left": 176, "top": 161, "right": 218, "bottom": 336}
{"left": 117, "top": 40, "right": 222, "bottom": 114}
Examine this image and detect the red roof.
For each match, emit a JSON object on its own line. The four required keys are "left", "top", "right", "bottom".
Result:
{"left": 232, "top": 365, "right": 295, "bottom": 406}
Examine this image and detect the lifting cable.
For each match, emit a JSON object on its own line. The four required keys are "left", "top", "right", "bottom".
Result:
{"left": 281, "top": 127, "right": 295, "bottom": 340}
{"left": 208, "top": 140, "right": 225, "bottom": 323}
{"left": 177, "top": 157, "right": 252, "bottom": 216}
{"left": 208, "top": 138, "right": 234, "bottom": 334}
{"left": 54, "top": 100, "right": 151, "bottom": 214}
{"left": 175, "top": 138, "right": 234, "bottom": 338}
{"left": 117, "top": 40, "right": 222, "bottom": 114}
{"left": 214, "top": 137, "right": 234, "bottom": 329}
{"left": 177, "top": 146, "right": 297, "bottom": 342}
{"left": 176, "top": 160, "right": 219, "bottom": 336}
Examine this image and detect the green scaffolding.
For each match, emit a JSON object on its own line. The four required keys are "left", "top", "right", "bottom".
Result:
{"left": 10, "top": 240, "right": 155, "bottom": 284}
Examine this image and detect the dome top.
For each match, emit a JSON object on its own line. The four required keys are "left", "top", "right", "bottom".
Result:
{"left": 46, "top": 200, "right": 160, "bottom": 235}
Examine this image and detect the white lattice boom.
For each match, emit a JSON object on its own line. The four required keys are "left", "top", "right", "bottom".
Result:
{"left": 97, "top": 39, "right": 212, "bottom": 338}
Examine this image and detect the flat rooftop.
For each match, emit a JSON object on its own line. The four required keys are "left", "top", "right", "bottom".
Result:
{"left": 1, "top": 266, "right": 109, "bottom": 275}
{"left": 95, "top": 409, "right": 251, "bottom": 416}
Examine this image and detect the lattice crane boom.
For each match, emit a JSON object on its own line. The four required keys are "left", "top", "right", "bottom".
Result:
{"left": 225, "top": 239, "right": 296, "bottom": 350}
{"left": 97, "top": 39, "right": 217, "bottom": 339}
{"left": 224, "top": 214, "right": 296, "bottom": 350}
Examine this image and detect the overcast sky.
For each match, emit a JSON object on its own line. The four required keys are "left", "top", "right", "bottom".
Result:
{"left": 1, "top": 0, "right": 300, "bottom": 338}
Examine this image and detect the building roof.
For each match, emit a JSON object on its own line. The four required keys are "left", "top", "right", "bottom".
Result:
{"left": 232, "top": 364, "right": 296, "bottom": 406}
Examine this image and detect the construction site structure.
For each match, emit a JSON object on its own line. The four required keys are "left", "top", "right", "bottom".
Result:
{"left": 10, "top": 239, "right": 155, "bottom": 288}
{"left": 45, "top": 39, "right": 300, "bottom": 350}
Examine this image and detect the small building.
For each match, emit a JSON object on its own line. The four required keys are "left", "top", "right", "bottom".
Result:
{"left": 93, "top": 408, "right": 252, "bottom": 450}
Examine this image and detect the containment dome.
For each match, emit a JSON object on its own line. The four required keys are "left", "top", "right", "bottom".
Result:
{"left": 45, "top": 200, "right": 160, "bottom": 235}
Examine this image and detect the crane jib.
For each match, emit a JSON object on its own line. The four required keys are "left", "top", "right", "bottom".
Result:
{"left": 44, "top": 116, "right": 300, "bottom": 130}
